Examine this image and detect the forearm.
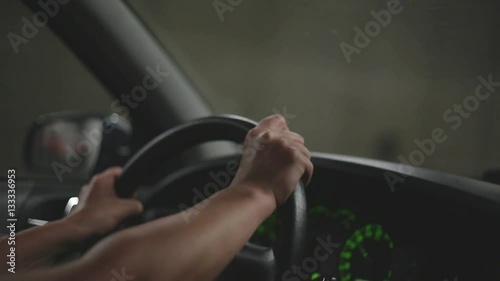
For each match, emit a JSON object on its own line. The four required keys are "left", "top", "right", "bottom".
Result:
{"left": 79, "top": 183, "right": 275, "bottom": 281}
{"left": 0, "top": 217, "right": 92, "bottom": 273}
{"left": 140, "top": 184, "right": 275, "bottom": 281}
{"left": 2, "top": 184, "right": 274, "bottom": 281}
{"left": 2, "top": 228, "right": 144, "bottom": 281}
{"left": 3, "top": 115, "right": 311, "bottom": 281}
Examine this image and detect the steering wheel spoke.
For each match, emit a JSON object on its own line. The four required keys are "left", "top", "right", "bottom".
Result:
{"left": 218, "top": 244, "right": 275, "bottom": 281}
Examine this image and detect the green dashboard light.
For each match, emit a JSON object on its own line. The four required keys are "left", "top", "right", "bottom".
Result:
{"left": 310, "top": 272, "right": 321, "bottom": 280}
{"left": 250, "top": 212, "right": 278, "bottom": 246}
{"left": 341, "top": 251, "right": 352, "bottom": 259}
{"left": 338, "top": 223, "right": 393, "bottom": 281}
{"left": 309, "top": 205, "right": 330, "bottom": 215}
{"left": 256, "top": 225, "right": 266, "bottom": 234}
{"left": 374, "top": 228, "right": 383, "bottom": 241}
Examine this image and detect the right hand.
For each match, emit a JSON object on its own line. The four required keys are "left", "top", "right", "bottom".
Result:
{"left": 231, "top": 115, "right": 314, "bottom": 208}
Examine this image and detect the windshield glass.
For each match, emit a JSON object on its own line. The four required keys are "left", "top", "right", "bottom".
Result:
{"left": 1, "top": 1, "right": 112, "bottom": 177}
{"left": 126, "top": 0, "right": 499, "bottom": 178}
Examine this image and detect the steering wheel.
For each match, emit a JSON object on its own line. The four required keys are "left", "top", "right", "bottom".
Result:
{"left": 113, "top": 115, "right": 307, "bottom": 281}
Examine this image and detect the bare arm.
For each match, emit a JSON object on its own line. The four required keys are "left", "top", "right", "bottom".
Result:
{"left": 0, "top": 217, "right": 91, "bottom": 272}
{"left": 5, "top": 115, "right": 313, "bottom": 281}
{"left": 0, "top": 168, "right": 143, "bottom": 273}
{"left": 120, "top": 183, "right": 276, "bottom": 281}
{"left": 3, "top": 186, "right": 275, "bottom": 281}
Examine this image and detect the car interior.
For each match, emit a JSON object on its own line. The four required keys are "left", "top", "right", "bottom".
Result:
{"left": 1, "top": 1, "right": 500, "bottom": 281}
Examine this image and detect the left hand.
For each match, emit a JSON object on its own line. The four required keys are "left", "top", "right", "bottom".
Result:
{"left": 64, "top": 167, "right": 144, "bottom": 237}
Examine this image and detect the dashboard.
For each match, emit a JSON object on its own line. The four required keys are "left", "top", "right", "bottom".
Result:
{"left": 3, "top": 153, "right": 500, "bottom": 281}
{"left": 249, "top": 154, "right": 500, "bottom": 281}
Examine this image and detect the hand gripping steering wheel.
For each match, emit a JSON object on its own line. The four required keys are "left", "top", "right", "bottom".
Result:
{"left": 114, "top": 115, "right": 307, "bottom": 281}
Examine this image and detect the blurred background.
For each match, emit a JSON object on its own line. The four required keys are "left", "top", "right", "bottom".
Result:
{"left": 1, "top": 0, "right": 499, "bottom": 179}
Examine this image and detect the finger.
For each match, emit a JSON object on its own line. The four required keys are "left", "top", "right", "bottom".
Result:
{"left": 281, "top": 131, "right": 305, "bottom": 145}
{"left": 103, "top": 167, "right": 123, "bottom": 178}
{"left": 289, "top": 143, "right": 311, "bottom": 159}
{"left": 258, "top": 114, "right": 289, "bottom": 131}
{"left": 293, "top": 149, "right": 314, "bottom": 186}
{"left": 92, "top": 167, "right": 123, "bottom": 188}
{"left": 116, "top": 199, "right": 144, "bottom": 219}
{"left": 256, "top": 129, "right": 273, "bottom": 145}
{"left": 78, "top": 184, "right": 90, "bottom": 197}
{"left": 260, "top": 130, "right": 304, "bottom": 146}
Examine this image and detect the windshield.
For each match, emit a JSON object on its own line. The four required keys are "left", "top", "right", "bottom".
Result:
{"left": 128, "top": 0, "right": 499, "bottom": 179}
{"left": 1, "top": 1, "right": 112, "bottom": 177}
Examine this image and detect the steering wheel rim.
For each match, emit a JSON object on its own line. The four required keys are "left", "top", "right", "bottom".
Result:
{"left": 115, "top": 115, "right": 307, "bottom": 280}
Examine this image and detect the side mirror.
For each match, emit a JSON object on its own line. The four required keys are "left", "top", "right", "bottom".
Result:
{"left": 24, "top": 112, "right": 131, "bottom": 182}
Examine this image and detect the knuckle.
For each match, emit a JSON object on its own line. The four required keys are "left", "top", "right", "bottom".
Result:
{"left": 107, "top": 167, "right": 123, "bottom": 176}
{"left": 90, "top": 175, "right": 100, "bottom": 185}
{"left": 272, "top": 114, "right": 286, "bottom": 124}
{"left": 247, "top": 128, "right": 260, "bottom": 138}
{"left": 303, "top": 147, "right": 311, "bottom": 158}
{"left": 93, "top": 174, "right": 108, "bottom": 187}
{"left": 135, "top": 201, "right": 144, "bottom": 212}
{"left": 296, "top": 134, "right": 305, "bottom": 144}
{"left": 276, "top": 138, "right": 289, "bottom": 149}
{"left": 260, "top": 130, "right": 274, "bottom": 142}
{"left": 290, "top": 148, "right": 302, "bottom": 159}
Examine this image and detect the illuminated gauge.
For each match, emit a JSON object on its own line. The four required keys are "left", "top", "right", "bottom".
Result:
{"left": 338, "top": 224, "right": 394, "bottom": 281}
{"left": 309, "top": 206, "right": 356, "bottom": 231}
{"left": 310, "top": 272, "right": 321, "bottom": 280}
{"left": 250, "top": 212, "right": 278, "bottom": 247}
{"left": 307, "top": 206, "right": 357, "bottom": 280}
